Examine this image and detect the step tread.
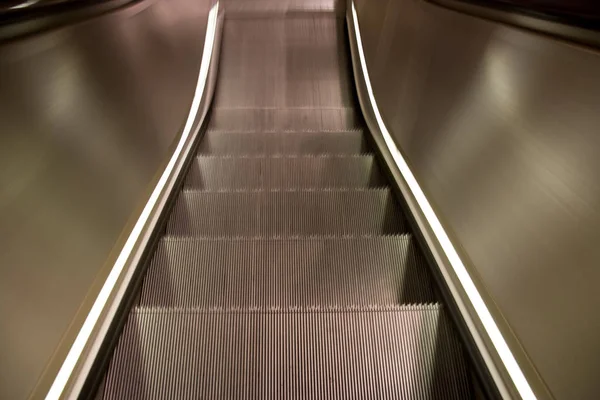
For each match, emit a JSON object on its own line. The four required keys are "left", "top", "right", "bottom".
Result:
{"left": 167, "top": 189, "right": 406, "bottom": 237}
{"left": 208, "top": 108, "right": 362, "bottom": 132}
{"left": 198, "top": 130, "right": 369, "bottom": 155}
{"left": 102, "top": 306, "right": 470, "bottom": 400}
{"left": 185, "top": 155, "right": 385, "bottom": 190}
{"left": 140, "top": 235, "right": 436, "bottom": 308}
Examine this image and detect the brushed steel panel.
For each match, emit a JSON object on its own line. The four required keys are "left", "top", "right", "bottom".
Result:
{"left": 0, "top": 0, "right": 212, "bottom": 398}
{"left": 354, "top": 0, "right": 600, "bottom": 398}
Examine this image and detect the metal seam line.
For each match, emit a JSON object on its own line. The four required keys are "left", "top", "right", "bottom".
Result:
{"left": 349, "top": 2, "right": 536, "bottom": 399}
{"left": 44, "top": 2, "right": 220, "bottom": 398}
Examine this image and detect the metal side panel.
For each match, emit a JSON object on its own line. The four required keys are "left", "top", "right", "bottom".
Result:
{"left": 41, "top": 2, "right": 223, "bottom": 399}
{"left": 349, "top": 0, "right": 600, "bottom": 399}
{"left": 0, "top": 1, "right": 218, "bottom": 399}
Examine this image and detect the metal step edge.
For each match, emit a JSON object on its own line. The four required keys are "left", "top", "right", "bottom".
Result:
{"left": 178, "top": 187, "right": 392, "bottom": 194}
{"left": 194, "top": 154, "right": 375, "bottom": 159}
{"left": 132, "top": 303, "right": 444, "bottom": 314}
{"left": 158, "top": 233, "right": 411, "bottom": 242}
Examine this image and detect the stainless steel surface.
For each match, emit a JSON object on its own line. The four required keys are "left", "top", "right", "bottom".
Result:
{"left": 198, "top": 130, "right": 370, "bottom": 155}
{"left": 353, "top": 0, "right": 600, "bottom": 398}
{"left": 140, "top": 236, "right": 437, "bottom": 307}
{"left": 215, "top": 15, "right": 353, "bottom": 108}
{"left": 185, "top": 155, "right": 385, "bottom": 189}
{"left": 167, "top": 189, "right": 406, "bottom": 236}
{"left": 0, "top": 0, "right": 212, "bottom": 398}
{"left": 222, "top": 0, "right": 346, "bottom": 14}
{"left": 98, "top": 10, "right": 475, "bottom": 399}
{"left": 208, "top": 107, "right": 361, "bottom": 132}
{"left": 104, "top": 306, "right": 469, "bottom": 399}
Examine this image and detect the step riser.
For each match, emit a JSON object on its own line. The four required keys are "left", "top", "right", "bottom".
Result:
{"left": 103, "top": 308, "right": 470, "bottom": 400}
{"left": 208, "top": 108, "right": 361, "bottom": 132}
{"left": 140, "top": 237, "right": 436, "bottom": 307}
{"left": 199, "top": 131, "right": 369, "bottom": 155}
{"left": 185, "top": 157, "right": 384, "bottom": 190}
{"left": 167, "top": 190, "right": 406, "bottom": 237}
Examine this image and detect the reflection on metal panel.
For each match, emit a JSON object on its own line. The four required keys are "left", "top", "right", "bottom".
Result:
{"left": 0, "top": 0, "right": 211, "bottom": 398}
{"left": 354, "top": 0, "right": 600, "bottom": 399}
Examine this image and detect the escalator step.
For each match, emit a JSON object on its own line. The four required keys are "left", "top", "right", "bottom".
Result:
{"left": 216, "top": 17, "right": 352, "bottom": 108}
{"left": 223, "top": 0, "right": 345, "bottom": 18}
{"left": 198, "top": 130, "right": 369, "bottom": 155}
{"left": 166, "top": 189, "right": 406, "bottom": 237}
{"left": 185, "top": 156, "right": 385, "bottom": 190}
{"left": 139, "top": 236, "right": 436, "bottom": 308}
{"left": 102, "top": 306, "right": 470, "bottom": 400}
{"left": 208, "top": 108, "right": 361, "bottom": 132}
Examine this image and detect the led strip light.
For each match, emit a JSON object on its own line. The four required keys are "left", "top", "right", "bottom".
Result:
{"left": 349, "top": 2, "right": 535, "bottom": 399}
{"left": 44, "top": 2, "right": 220, "bottom": 398}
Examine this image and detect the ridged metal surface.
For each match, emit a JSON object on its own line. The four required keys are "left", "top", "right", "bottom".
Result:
{"left": 0, "top": 0, "right": 215, "bottom": 398}
{"left": 167, "top": 189, "right": 406, "bottom": 237}
{"left": 103, "top": 306, "right": 470, "bottom": 400}
{"left": 214, "top": 16, "right": 352, "bottom": 108}
{"left": 140, "top": 236, "right": 436, "bottom": 308}
{"left": 208, "top": 108, "right": 361, "bottom": 132}
{"left": 198, "top": 130, "right": 369, "bottom": 155}
{"left": 223, "top": 0, "right": 346, "bottom": 15}
{"left": 185, "top": 156, "right": 384, "bottom": 190}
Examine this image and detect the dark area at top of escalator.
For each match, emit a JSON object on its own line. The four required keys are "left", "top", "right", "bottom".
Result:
{"left": 454, "top": 0, "right": 600, "bottom": 30}
{"left": 0, "top": 0, "right": 134, "bottom": 24}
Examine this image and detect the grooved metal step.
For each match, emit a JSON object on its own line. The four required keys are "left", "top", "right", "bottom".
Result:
{"left": 215, "top": 16, "right": 353, "bottom": 108}
{"left": 198, "top": 131, "right": 369, "bottom": 155}
{"left": 140, "top": 236, "right": 436, "bottom": 308}
{"left": 222, "top": 0, "right": 345, "bottom": 15}
{"left": 208, "top": 108, "right": 361, "bottom": 132}
{"left": 167, "top": 189, "right": 406, "bottom": 237}
{"left": 185, "top": 156, "right": 384, "bottom": 190}
{"left": 102, "top": 306, "right": 470, "bottom": 400}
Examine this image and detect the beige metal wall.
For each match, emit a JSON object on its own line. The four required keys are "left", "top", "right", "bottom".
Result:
{"left": 0, "top": 0, "right": 212, "bottom": 398}
{"left": 354, "top": 0, "right": 600, "bottom": 398}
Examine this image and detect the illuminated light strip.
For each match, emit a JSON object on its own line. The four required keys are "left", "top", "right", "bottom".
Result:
{"left": 350, "top": 2, "right": 536, "bottom": 399}
{"left": 44, "top": 2, "right": 219, "bottom": 399}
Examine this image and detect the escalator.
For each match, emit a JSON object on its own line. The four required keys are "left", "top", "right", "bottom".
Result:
{"left": 95, "top": 6, "right": 477, "bottom": 399}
